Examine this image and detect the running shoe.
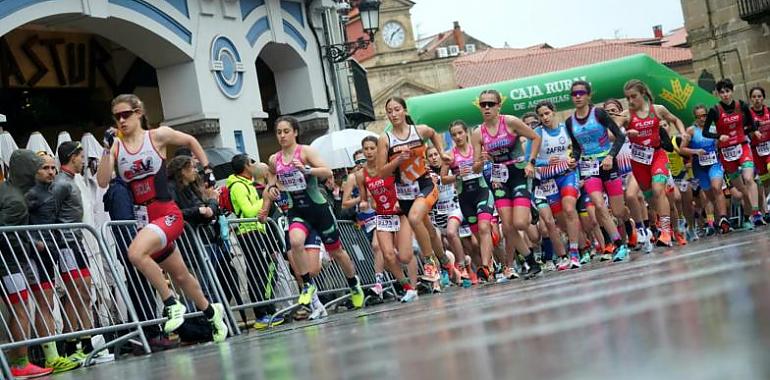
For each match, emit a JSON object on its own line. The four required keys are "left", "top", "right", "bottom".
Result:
{"left": 742, "top": 219, "right": 755, "bottom": 231}
{"left": 612, "top": 244, "right": 630, "bottom": 262}
{"left": 298, "top": 283, "right": 317, "bottom": 306}
{"left": 504, "top": 266, "right": 520, "bottom": 280}
{"left": 764, "top": 213, "right": 770, "bottom": 224}
{"left": 603, "top": 242, "right": 616, "bottom": 255}
{"left": 439, "top": 269, "right": 450, "bottom": 287}
{"left": 719, "top": 217, "right": 733, "bottom": 234}
{"left": 674, "top": 231, "right": 688, "bottom": 246}
{"left": 45, "top": 356, "right": 79, "bottom": 374}
{"left": 688, "top": 227, "right": 699, "bottom": 241}
{"left": 371, "top": 282, "right": 384, "bottom": 298}
{"left": 642, "top": 231, "right": 654, "bottom": 254}
{"left": 422, "top": 262, "right": 440, "bottom": 282}
{"left": 569, "top": 255, "right": 582, "bottom": 269}
{"left": 10, "top": 362, "right": 53, "bottom": 379}
{"left": 468, "top": 267, "right": 479, "bottom": 285}
{"left": 524, "top": 261, "right": 542, "bottom": 280}
{"left": 544, "top": 260, "right": 557, "bottom": 271}
{"left": 400, "top": 289, "right": 419, "bottom": 303}
{"left": 704, "top": 225, "right": 716, "bottom": 237}
{"left": 253, "top": 315, "right": 284, "bottom": 330}
{"left": 66, "top": 349, "right": 87, "bottom": 366}
{"left": 476, "top": 266, "right": 492, "bottom": 283}
{"left": 556, "top": 257, "right": 570, "bottom": 271}
{"left": 600, "top": 253, "right": 613, "bottom": 262}
{"left": 579, "top": 250, "right": 592, "bottom": 265}
{"left": 628, "top": 228, "right": 638, "bottom": 250}
{"left": 162, "top": 300, "right": 186, "bottom": 334}
{"left": 350, "top": 276, "right": 365, "bottom": 309}
{"left": 209, "top": 303, "right": 229, "bottom": 343}
{"left": 752, "top": 213, "right": 766, "bottom": 226}
{"left": 656, "top": 231, "right": 673, "bottom": 247}
{"left": 309, "top": 294, "right": 328, "bottom": 320}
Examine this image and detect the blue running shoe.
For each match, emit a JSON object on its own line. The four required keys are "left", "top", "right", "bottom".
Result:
{"left": 439, "top": 269, "right": 450, "bottom": 287}
{"left": 612, "top": 244, "right": 630, "bottom": 262}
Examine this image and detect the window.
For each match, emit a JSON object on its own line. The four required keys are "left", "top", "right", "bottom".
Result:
{"left": 448, "top": 45, "right": 460, "bottom": 56}
{"left": 436, "top": 47, "right": 449, "bottom": 58}
{"left": 465, "top": 44, "right": 476, "bottom": 53}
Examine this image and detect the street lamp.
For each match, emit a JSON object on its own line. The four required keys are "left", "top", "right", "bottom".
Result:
{"left": 325, "top": 0, "right": 381, "bottom": 63}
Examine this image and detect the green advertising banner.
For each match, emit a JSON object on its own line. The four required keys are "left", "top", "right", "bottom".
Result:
{"left": 404, "top": 54, "right": 717, "bottom": 132}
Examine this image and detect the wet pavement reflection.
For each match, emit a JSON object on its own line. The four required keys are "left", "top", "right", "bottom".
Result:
{"left": 58, "top": 231, "right": 770, "bottom": 380}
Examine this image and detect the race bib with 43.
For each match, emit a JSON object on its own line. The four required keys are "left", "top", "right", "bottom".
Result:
{"left": 376, "top": 214, "right": 400, "bottom": 232}
{"left": 757, "top": 141, "right": 770, "bottom": 157}
{"left": 721, "top": 144, "right": 743, "bottom": 162}
{"left": 491, "top": 164, "right": 509, "bottom": 183}
{"left": 698, "top": 151, "right": 718, "bottom": 166}
{"left": 579, "top": 159, "right": 600, "bottom": 177}
{"left": 630, "top": 143, "right": 654, "bottom": 165}
{"left": 278, "top": 170, "right": 307, "bottom": 192}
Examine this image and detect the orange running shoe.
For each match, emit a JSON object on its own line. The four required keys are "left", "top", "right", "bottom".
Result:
{"left": 674, "top": 231, "right": 687, "bottom": 246}
{"left": 657, "top": 231, "right": 673, "bottom": 247}
{"left": 603, "top": 242, "right": 616, "bottom": 255}
{"left": 628, "top": 228, "right": 638, "bottom": 249}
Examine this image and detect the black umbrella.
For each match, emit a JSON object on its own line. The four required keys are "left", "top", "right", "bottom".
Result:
{"left": 204, "top": 147, "right": 242, "bottom": 181}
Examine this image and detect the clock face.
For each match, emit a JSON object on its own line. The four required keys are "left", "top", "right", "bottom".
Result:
{"left": 382, "top": 21, "right": 405, "bottom": 48}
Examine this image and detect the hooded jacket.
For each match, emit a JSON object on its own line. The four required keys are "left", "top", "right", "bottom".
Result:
{"left": 225, "top": 174, "right": 265, "bottom": 234}
{"left": 0, "top": 150, "right": 42, "bottom": 266}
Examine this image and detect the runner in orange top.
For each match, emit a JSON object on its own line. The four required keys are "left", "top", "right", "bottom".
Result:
{"left": 377, "top": 96, "right": 458, "bottom": 288}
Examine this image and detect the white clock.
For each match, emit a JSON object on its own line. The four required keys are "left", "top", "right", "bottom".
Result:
{"left": 382, "top": 21, "right": 405, "bottom": 48}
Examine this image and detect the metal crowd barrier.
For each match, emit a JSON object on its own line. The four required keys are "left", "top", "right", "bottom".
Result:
{"left": 0, "top": 223, "right": 149, "bottom": 379}
{"left": 100, "top": 221, "right": 241, "bottom": 338}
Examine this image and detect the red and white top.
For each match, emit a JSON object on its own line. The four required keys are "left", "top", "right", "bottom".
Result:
{"left": 715, "top": 104, "right": 747, "bottom": 148}
{"left": 364, "top": 169, "right": 399, "bottom": 215}
{"left": 627, "top": 107, "right": 662, "bottom": 148}
{"left": 751, "top": 106, "right": 770, "bottom": 144}
{"left": 116, "top": 130, "right": 171, "bottom": 205}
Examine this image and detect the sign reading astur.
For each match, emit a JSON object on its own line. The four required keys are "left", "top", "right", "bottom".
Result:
{"left": 0, "top": 29, "right": 116, "bottom": 90}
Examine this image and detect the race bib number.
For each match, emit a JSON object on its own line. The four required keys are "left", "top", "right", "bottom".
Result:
{"left": 395, "top": 183, "right": 418, "bottom": 200}
{"left": 436, "top": 199, "right": 457, "bottom": 213}
{"left": 491, "top": 164, "right": 509, "bottom": 183}
{"left": 757, "top": 141, "right": 770, "bottom": 157}
{"left": 135, "top": 205, "right": 149, "bottom": 229}
{"left": 630, "top": 143, "right": 654, "bottom": 165}
{"left": 459, "top": 224, "right": 472, "bottom": 238}
{"left": 376, "top": 214, "right": 400, "bottom": 232}
{"left": 458, "top": 163, "right": 481, "bottom": 181}
{"left": 698, "top": 151, "right": 717, "bottom": 166}
{"left": 278, "top": 170, "right": 307, "bottom": 192}
{"left": 130, "top": 177, "right": 157, "bottom": 204}
{"left": 579, "top": 159, "right": 600, "bottom": 177}
{"left": 721, "top": 144, "right": 743, "bottom": 162}
{"left": 364, "top": 216, "right": 376, "bottom": 233}
{"left": 540, "top": 179, "right": 559, "bottom": 196}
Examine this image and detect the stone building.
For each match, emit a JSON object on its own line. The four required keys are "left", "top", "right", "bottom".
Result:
{"left": 680, "top": 0, "right": 770, "bottom": 96}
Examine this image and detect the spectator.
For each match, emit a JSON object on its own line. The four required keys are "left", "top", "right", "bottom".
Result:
{"left": 103, "top": 175, "right": 178, "bottom": 353}
{"left": 167, "top": 155, "right": 246, "bottom": 322}
{"left": 25, "top": 152, "right": 80, "bottom": 373}
{"left": 53, "top": 141, "right": 94, "bottom": 363}
{"left": 226, "top": 154, "right": 283, "bottom": 329}
{"left": 1, "top": 149, "right": 54, "bottom": 378}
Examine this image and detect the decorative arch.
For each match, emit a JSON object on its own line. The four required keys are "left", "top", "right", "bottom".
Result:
{"left": 0, "top": 0, "right": 193, "bottom": 68}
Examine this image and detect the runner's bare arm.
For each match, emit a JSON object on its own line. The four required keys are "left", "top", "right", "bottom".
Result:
{"left": 152, "top": 126, "right": 209, "bottom": 167}
{"left": 377, "top": 135, "right": 400, "bottom": 178}
{"left": 303, "top": 145, "right": 333, "bottom": 179}
{"left": 656, "top": 105, "right": 687, "bottom": 138}
{"left": 96, "top": 143, "right": 117, "bottom": 188}
{"left": 471, "top": 128, "right": 485, "bottom": 173}
{"left": 342, "top": 174, "right": 360, "bottom": 209}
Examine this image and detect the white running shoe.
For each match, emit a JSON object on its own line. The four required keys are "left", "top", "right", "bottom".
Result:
{"left": 309, "top": 293, "right": 328, "bottom": 320}
{"left": 400, "top": 289, "right": 419, "bottom": 303}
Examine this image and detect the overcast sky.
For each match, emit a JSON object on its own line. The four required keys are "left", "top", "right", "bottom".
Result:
{"left": 410, "top": 0, "right": 685, "bottom": 48}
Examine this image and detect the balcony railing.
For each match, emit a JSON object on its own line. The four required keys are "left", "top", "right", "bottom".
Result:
{"left": 337, "top": 59, "right": 375, "bottom": 128}
{"left": 738, "top": 0, "right": 770, "bottom": 23}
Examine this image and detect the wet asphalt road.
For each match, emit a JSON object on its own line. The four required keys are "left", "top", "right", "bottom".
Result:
{"left": 56, "top": 229, "right": 770, "bottom": 380}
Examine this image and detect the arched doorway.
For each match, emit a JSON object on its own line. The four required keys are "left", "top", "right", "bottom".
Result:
{"left": 254, "top": 42, "right": 318, "bottom": 160}
{"left": 0, "top": 11, "right": 191, "bottom": 149}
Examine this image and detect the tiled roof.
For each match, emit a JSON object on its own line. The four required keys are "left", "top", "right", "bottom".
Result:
{"left": 661, "top": 27, "right": 688, "bottom": 47}
{"left": 453, "top": 44, "right": 692, "bottom": 88}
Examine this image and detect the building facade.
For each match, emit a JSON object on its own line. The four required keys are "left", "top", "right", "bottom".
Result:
{"left": 0, "top": 0, "right": 349, "bottom": 161}
{"left": 680, "top": 0, "right": 770, "bottom": 96}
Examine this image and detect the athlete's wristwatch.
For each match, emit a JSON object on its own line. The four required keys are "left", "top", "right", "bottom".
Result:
{"left": 529, "top": 159, "right": 536, "bottom": 166}
{"left": 303, "top": 165, "right": 313, "bottom": 175}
